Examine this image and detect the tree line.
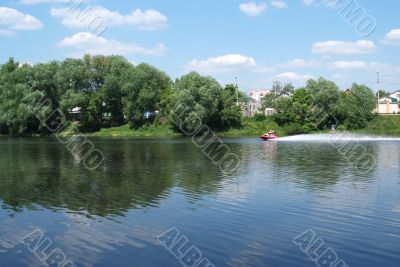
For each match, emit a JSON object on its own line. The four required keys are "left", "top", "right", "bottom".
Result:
{"left": 0, "top": 56, "right": 377, "bottom": 136}
{"left": 263, "top": 78, "right": 377, "bottom": 134}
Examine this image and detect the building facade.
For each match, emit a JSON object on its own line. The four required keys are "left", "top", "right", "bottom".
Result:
{"left": 377, "top": 90, "right": 400, "bottom": 114}
{"left": 249, "top": 90, "right": 271, "bottom": 101}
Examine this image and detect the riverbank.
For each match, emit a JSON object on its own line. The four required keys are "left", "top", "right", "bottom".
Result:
{"left": 85, "top": 124, "right": 180, "bottom": 138}
{"left": 355, "top": 115, "right": 400, "bottom": 136}
{"left": 83, "top": 115, "right": 400, "bottom": 138}
{"left": 84, "top": 117, "right": 284, "bottom": 138}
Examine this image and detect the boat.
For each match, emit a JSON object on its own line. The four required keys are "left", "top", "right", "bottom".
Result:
{"left": 261, "top": 132, "right": 278, "bottom": 141}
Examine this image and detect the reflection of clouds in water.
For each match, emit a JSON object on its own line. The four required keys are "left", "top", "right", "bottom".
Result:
{"left": 56, "top": 212, "right": 163, "bottom": 266}
{"left": 216, "top": 175, "right": 263, "bottom": 204}
{"left": 226, "top": 241, "right": 266, "bottom": 267}
{"left": 215, "top": 142, "right": 278, "bottom": 204}
{"left": 0, "top": 219, "right": 50, "bottom": 267}
{"left": 378, "top": 143, "right": 400, "bottom": 169}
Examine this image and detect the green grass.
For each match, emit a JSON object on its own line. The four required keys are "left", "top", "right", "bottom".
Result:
{"left": 85, "top": 124, "right": 181, "bottom": 138}
{"left": 356, "top": 115, "right": 400, "bottom": 136}
{"left": 217, "top": 117, "right": 285, "bottom": 137}
{"left": 83, "top": 117, "right": 284, "bottom": 138}
{"left": 81, "top": 115, "right": 400, "bottom": 138}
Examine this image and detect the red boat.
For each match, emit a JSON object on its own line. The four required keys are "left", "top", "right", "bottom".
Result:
{"left": 261, "top": 132, "right": 278, "bottom": 141}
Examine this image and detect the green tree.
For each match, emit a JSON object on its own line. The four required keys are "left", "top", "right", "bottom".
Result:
{"left": 172, "top": 72, "right": 240, "bottom": 133}
{"left": 337, "top": 84, "right": 376, "bottom": 129}
{"left": 305, "top": 78, "right": 340, "bottom": 129}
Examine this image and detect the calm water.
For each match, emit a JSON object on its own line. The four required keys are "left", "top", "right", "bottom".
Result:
{"left": 0, "top": 137, "right": 399, "bottom": 267}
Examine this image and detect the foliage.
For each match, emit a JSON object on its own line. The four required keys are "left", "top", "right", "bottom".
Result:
{"left": 336, "top": 84, "right": 377, "bottom": 129}
{"left": 273, "top": 78, "right": 376, "bottom": 133}
{"left": 171, "top": 72, "right": 241, "bottom": 133}
{"left": 253, "top": 113, "right": 267, "bottom": 122}
{"left": 0, "top": 57, "right": 379, "bottom": 136}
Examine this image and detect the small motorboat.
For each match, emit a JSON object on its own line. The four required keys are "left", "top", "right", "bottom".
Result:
{"left": 261, "top": 132, "right": 278, "bottom": 141}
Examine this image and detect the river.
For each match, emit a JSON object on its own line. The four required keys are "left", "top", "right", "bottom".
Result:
{"left": 0, "top": 136, "right": 399, "bottom": 267}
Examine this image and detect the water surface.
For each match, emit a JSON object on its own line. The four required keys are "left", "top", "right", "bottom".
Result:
{"left": 0, "top": 137, "right": 399, "bottom": 267}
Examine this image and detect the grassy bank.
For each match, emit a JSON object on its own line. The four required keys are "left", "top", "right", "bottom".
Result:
{"left": 356, "top": 115, "right": 400, "bottom": 136}
{"left": 78, "top": 115, "right": 400, "bottom": 138}
{"left": 83, "top": 117, "right": 284, "bottom": 138}
{"left": 217, "top": 117, "right": 284, "bottom": 137}
{"left": 85, "top": 124, "right": 180, "bottom": 138}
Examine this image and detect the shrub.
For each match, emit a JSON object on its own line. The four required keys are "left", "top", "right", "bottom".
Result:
{"left": 253, "top": 113, "right": 267, "bottom": 121}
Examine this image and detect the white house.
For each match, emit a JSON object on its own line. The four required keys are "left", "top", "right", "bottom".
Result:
{"left": 263, "top": 92, "right": 293, "bottom": 116}
{"left": 242, "top": 100, "right": 263, "bottom": 117}
{"left": 377, "top": 90, "right": 400, "bottom": 114}
{"left": 249, "top": 90, "right": 271, "bottom": 101}
{"left": 389, "top": 90, "right": 400, "bottom": 100}
{"left": 377, "top": 97, "right": 399, "bottom": 114}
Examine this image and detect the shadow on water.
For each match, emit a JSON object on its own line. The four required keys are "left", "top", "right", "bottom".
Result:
{"left": 0, "top": 138, "right": 230, "bottom": 216}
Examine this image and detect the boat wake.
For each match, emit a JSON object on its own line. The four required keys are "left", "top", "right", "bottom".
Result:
{"left": 278, "top": 133, "right": 400, "bottom": 142}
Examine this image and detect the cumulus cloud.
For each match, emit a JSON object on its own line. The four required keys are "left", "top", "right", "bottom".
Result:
{"left": 239, "top": 2, "right": 268, "bottom": 16}
{"left": 270, "top": 1, "right": 288, "bottom": 9}
{"left": 187, "top": 54, "right": 259, "bottom": 74}
{"left": 0, "top": 28, "right": 16, "bottom": 37}
{"left": 330, "top": 61, "right": 368, "bottom": 69}
{"left": 277, "top": 58, "right": 321, "bottom": 68}
{"left": 51, "top": 6, "right": 168, "bottom": 31}
{"left": 0, "top": 7, "right": 43, "bottom": 31}
{"left": 271, "top": 72, "right": 314, "bottom": 82}
{"left": 302, "top": 0, "right": 315, "bottom": 5}
{"left": 312, "top": 40, "right": 376, "bottom": 55}
{"left": 57, "top": 32, "right": 167, "bottom": 57}
{"left": 19, "top": 0, "right": 62, "bottom": 4}
{"left": 383, "top": 29, "right": 400, "bottom": 45}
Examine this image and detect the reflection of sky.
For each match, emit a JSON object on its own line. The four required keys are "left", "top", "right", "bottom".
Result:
{"left": 1, "top": 140, "right": 400, "bottom": 267}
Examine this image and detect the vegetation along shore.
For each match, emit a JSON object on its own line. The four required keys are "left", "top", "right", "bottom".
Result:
{"left": 0, "top": 56, "right": 398, "bottom": 138}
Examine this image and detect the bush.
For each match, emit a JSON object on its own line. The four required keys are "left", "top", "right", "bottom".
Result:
{"left": 282, "top": 123, "right": 305, "bottom": 135}
{"left": 336, "top": 125, "right": 346, "bottom": 131}
{"left": 253, "top": 113, "right": 267, "bottom": 121}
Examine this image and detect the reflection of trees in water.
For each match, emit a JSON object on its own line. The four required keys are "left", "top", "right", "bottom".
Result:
{"left": 0, "top": 139, "right": 234, "bottom": 216}
{"left": 269, "top": 142, "right": 379, "bottom": 190}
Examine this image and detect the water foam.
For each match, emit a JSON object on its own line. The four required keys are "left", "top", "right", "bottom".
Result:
{"left": 278, "top": 133, "right": 400, "bottom": 142}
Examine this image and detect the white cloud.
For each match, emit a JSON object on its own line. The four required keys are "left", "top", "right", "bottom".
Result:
{"left": 268, "top": 72, "right": 314, "bottom": 83}
{"left": 302, "top": 0, "right": 315, "bottom": 5}
{"left": 0, "top": 7, "right": 43, "bottom": 31}
{"left": 270, "top": 1, "right": 288, "bottom": 9}
{"left": 57, "top": 32, "right": 167, "bottom": 57}
{"left": 19, "top": 0, "right": 61, "bottom": 4}
{"left": 239, "top": 2, "right": 268, "bottom": 16}
{"left": 186, "top": 54, "right": 271, "bottom": 75}
{"left": 383, "top": 29, "right": 400, "bottom": 45}
{"left": 0, "top": 28, "right": 16, "bottom": 37}
{"left": 278, "top": 58, "right": 321, "bottom": 68}
{"left": 125, "top": 9, "right": 168, "bottom": 30}
{"left": 51, "top": 6, "right": 168, "bottom": 31}
{"left": 312, "top": 40, "right": 376, "bottom": 55}
{"left": 330, "top": 61, "right": 368, "bottom": 69}
{"left": 369, "top": 62, "right": 400, "bottom": 74}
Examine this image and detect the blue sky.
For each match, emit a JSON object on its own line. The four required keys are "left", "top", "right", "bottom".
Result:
{"left": 1, "top": 0, "right": 400, "bottom": 92}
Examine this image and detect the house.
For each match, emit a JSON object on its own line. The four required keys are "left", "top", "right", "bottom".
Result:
{"left": 241, "top": 90, "right": 270, "bottom": 117}
{"left": 68, "top": 107, "right": 82, "bottom": 121}
{"left": 377, "top": 97, "right": 399, "bottom": 114}
{"left": 389, "top": 90, "right": 400, "bottom": 100}
{"left": 279, "top": 91, "right": 293, "bottom": 98}
{"left": 243, "top": 90, "right": 293, "bottom": 117}
{"left": 242, "top": 100, "right": 263, "bottom": 117}
{"left": 263, "top": 92, "right": 293, "bottom": 116}
{"left": 249, "top": 90, "right": 271, "bottom": 101}
{"left": 376, "top": 90, "right": 400, "bottom": 114}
